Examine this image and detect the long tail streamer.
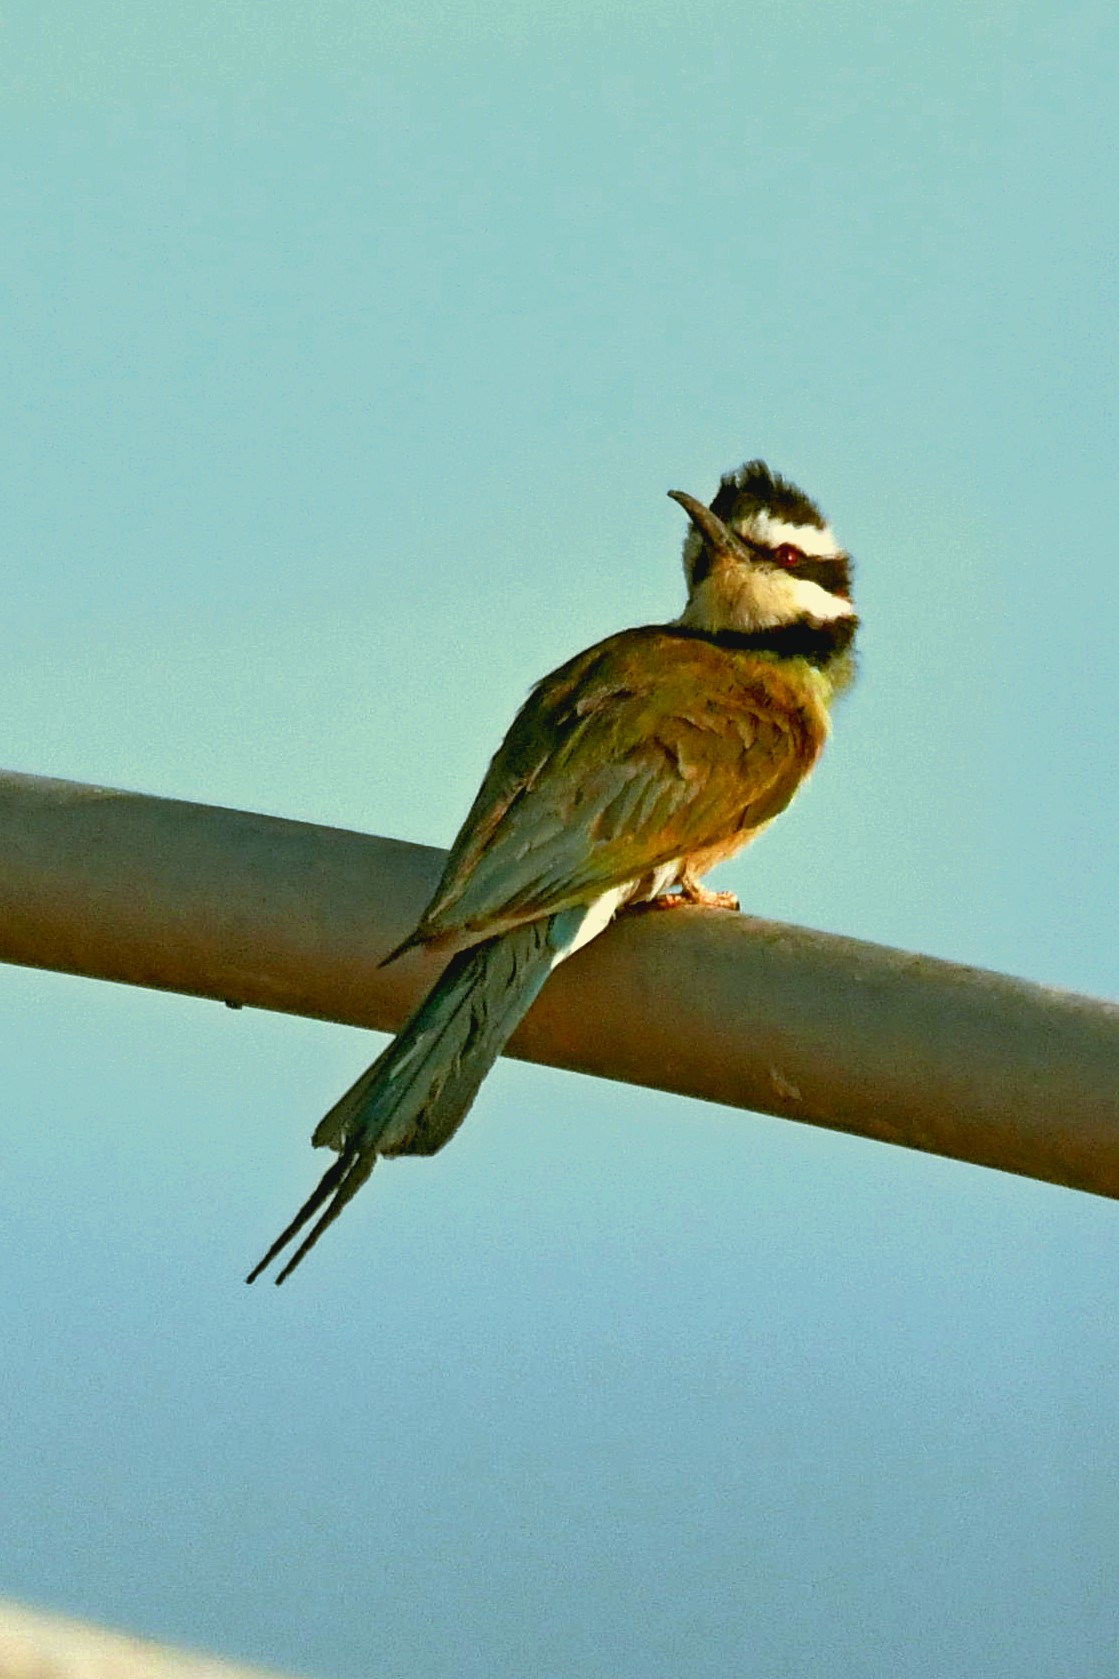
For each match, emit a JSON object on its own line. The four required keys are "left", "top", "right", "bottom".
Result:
{"left": 247, "top": 913, "right": 573, "bottom": 1284}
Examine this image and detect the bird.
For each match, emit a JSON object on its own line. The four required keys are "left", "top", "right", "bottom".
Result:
{"left": 248, "top": 460, "right": 858, "bottom": 1283}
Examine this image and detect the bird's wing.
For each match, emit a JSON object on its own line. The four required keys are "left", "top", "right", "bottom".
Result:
{"left": 399, "top": 626, "right": 826, "bottom": 951}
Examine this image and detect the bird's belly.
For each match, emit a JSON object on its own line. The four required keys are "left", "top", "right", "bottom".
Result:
{"left": 684, "top": 828, "right": 763, "bottom": 880}
{"left": 548, "top": 860, "right": 682, "bottom": 971}
{"left": 635, "top": 858, "right": 683, "bottom": 901}
{"left": 618, "top": 857, "right": 685, "bottom": 910}
{"left": 548, "top": 886, "right": 629, "bottom": 969}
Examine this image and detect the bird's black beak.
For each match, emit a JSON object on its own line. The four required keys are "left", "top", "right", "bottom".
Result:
{"left": 667, "top": 490, "right": 752, "bottom": 572}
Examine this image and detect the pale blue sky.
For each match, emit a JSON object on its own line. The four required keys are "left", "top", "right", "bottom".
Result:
{"left": 1, "top": 3, "right": 1117, "bottom": 1676}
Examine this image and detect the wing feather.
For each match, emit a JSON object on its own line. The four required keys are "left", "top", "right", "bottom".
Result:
{"left": 404, "top": 626, "right": 825, "bottom": 949}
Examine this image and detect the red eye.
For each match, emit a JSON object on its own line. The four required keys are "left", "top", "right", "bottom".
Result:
{"left": 773, "top": 543, "right": 802, "bottom": 567}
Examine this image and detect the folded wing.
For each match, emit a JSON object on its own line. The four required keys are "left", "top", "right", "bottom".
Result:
{"left": 396, "top": 626, "right": 826, "bottom": 954}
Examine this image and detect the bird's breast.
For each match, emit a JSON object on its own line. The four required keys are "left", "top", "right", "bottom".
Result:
{"left": 679, "top": 831, "right": 765, "bottom": 878}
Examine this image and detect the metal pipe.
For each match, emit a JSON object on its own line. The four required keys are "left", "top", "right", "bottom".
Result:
{"left": 0, "top": 1598, "right": 290, "bottom": 1678}
{"left": 0, "top": 769, "right": 1116, "bottom": 1198}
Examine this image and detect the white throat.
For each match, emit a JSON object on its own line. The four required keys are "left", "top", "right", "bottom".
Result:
{"left": 679, "top": 565, "right": 855, "bottom": 634}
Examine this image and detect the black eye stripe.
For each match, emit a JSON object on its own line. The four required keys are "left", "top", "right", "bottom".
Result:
{"left": 688, "top": 537, "right": 852, "bottom": 599}
{"left": 789, "top": 554, "right": 851, "bottom": 593}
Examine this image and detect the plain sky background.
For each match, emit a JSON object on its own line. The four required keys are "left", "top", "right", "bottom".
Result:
{"left": 2, "top": 3, "right": 1117, "bottom": 1676}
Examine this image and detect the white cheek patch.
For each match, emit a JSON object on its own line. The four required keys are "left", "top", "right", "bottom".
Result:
{"left": 680, "top": 568, "right": 855, "bottom": 634}
{"left": 763, "top": 570, "right": 855, "bottom": 624}
{"left": 738, "top": 512, "right": 840, "bottom": 559}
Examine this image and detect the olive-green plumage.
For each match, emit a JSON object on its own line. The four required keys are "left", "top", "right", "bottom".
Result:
{"left": 398, "top": 628, "right": 831, "bottom": 953}
{"left": 248, "top": 461, "right": 858, "bottom": 1283}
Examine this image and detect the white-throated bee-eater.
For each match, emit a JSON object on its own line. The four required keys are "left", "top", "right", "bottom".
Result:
{"left": 249, "top": 460, "right": 857, "bottom": 1282}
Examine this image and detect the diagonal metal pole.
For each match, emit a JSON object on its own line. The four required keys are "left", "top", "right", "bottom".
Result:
{"left": 0, "top": 768, "right": 1116, "bottom": 1198}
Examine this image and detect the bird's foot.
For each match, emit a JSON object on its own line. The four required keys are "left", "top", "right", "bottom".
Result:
{"left": 675, "top": 873, "right": 741, "bottom": 910}
{"left": 681, "top": 884, "right": 740, "bottom": 910}
{"left": 632, "top": 883, "right": 741, "bottom": 914}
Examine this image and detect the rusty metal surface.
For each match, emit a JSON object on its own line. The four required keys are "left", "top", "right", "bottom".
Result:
{"left": 1, "top": 769, "right": 1117, "bottom": 1199}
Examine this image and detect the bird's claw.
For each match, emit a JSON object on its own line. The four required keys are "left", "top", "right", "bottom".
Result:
{"left": 686, "top": 887, "right": 740, "bottom": 910}
{"left": 631, "top": 885, "right": 741, "bottom": 913}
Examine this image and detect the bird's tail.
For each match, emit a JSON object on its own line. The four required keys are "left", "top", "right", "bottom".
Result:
{"left": 247, "top": 911, "right": 576, "bottom": 1284}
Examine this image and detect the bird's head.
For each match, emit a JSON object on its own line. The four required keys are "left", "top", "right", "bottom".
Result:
{"left": 671, "top": 460, "right": 855, "bottom": 641}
